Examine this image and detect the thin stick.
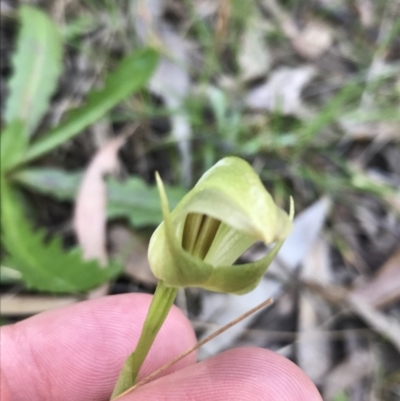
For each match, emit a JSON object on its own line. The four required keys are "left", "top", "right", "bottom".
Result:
{"left": 114, "top": 297, "right": 274, "bottom": 400}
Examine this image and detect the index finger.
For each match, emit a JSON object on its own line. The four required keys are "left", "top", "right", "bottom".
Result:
{"left": 1, "top": 294, "right": 197, "bottom": 401}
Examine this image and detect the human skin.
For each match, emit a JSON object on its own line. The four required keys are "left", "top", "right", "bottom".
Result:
{"left": 1, "top": 294, "right": 322, "bottom": 401}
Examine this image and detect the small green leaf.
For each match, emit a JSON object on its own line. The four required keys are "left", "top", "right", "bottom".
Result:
{"left": 0, "top": 120, "right": 27, "bottom": 172}
{"left": 22, "top": 48, "right": 159, "bottom": 165}
{"left": 4, "top": 6, "right": 63, "bottom": 137}
{"left": 1, "top": 178, "right": 120, "bottom": 293}
{"left": 13, "top": 168, "right": 186, "bottom": 227}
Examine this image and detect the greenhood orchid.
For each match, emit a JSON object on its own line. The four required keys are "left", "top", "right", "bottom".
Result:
{"left": 149, "top": 156, "right": 294, "bottom": 294}
{"left": 111, "top": 156, "right": 293, "bottom": 399}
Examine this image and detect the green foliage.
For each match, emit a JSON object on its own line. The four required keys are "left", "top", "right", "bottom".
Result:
{"left": 4, "top": 6, "right": 63, "bottom": 138}
{"left": 1, "top": 179, "right": 120, "bottom": 293}
{"left": 22, "top": 48, "right": 158, "bottom": 165}
{"left": 332, "top": 392, "right": 350, "bottom": 401}
{"left": 13, "top": 168, "right": 82, "bottom": 200}
{"left": 0, "top": 120, "right": 27, "bottom": 171}
{"left": 2, "top": 16, "right": 158, "bottom": 171}
{"left": 14, "top": 168, "right": 186, "bottom": 227}
{"left": 294, "top": 83, "right": 363, "bottom": 156}
{"left": 0, "top": 5, "right": 159, "bottom": 294}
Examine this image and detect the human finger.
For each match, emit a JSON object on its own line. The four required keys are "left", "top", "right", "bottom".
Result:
{"left": 121, "top": 347, "right": 323, "bottom": 401}
{"left": 1, "top": 293, "right": 197, "bottom": 401}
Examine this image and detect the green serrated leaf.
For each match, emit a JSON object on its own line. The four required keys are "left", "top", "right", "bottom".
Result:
{"left": 13, "top": 168, "right": 186, "bottom": 227}
{"left": 4, "top": 6, "right": 63, "bottom": 137}
{"left": 13, "top": 168, "right": 82, "bottom": 200}
{"left": 21, "top": 48, "right": 159, "bottom": 165}
{"left": 0, "top": 120, "right": 27, "bottom": 173}
{"left": 1, "top": 178, "right": 120, "bottom": 293}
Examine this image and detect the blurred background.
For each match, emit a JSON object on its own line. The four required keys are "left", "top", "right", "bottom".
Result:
{"left": 1, "top": 0, "right": 400, "bottom": 400}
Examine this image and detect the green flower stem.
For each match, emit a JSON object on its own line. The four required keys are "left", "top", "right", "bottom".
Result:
{"left": 110, "top": 281, "right": 178, "bottom": 399}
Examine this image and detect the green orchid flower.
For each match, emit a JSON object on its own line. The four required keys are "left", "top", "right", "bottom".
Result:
{"left": 149, "top": 156, "right": 293, "bottom": 294}
{"left": 111, "top": 156, "right": 293, "bottom": 399}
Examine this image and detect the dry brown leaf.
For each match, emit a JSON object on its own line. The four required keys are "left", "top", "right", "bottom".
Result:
{"left": 238, "top": 17, "right": 271, "bottom": 81}
{"left": 305, "top": 281, "right": 400, "bottom": 353}
{"left": 245, "top": 66, "right": 315, "bottom": 118}
{"left": 340, "top": 119, "right": 400, "bottom": 142}
{"left": 352, "top": 246, "right": 400, "bottom": 308}
{"left": 193, "top": 0, "right": 219, "bottom": 18}
{"left": 386, "top": 191, "right": 400, "bottom": 213}
{"left": 347, "top": 293, "right": 400, "bottom": 353}
{"left": 298, "top": 237, "right": 333, "bottom": 384}
{"left": 334, "top": 210, "right": 372, "bottom": 273}
{"left": 260, "top": 0, "right": 332, "bottom": 59}
{"left": 215, "top": 0, "right": 231, "bottom": 51}
{"left": 288, "top": 20, "right": 333, "bottom": 60}
{"left": 324, "top": 349, "right": 375, "bottom": 400}
{"left": 0, "top": 295, "right": 79, "bottom": 316}
{"left": 73, "top": 135, "right": 129, "bottom": 265}
{"left": 109, "top": 225, "right": 157, "bottom": 286}
{"left": 355, "top": 0, "right": 375, "bottom": 27}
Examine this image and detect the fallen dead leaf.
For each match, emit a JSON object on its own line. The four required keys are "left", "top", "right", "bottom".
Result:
{"left": 298, "top": 237, "right": 333, "bottom": 384}
{"left": 245, "top": 66, "right": 316, "bottom": 118}
{"left": 386, "top": 191, "right": 400, "bottom": 214}
{"left": 347, "top": 293, "right": 400, "bottom": 353}
{"left": 73, "top": 134, "right": 130, "bottom": 265}
{"left": 305, "top": 281, "right": 400, "bottom": 353}
{"left": 260, "top": 0, "right": 332, "bottom": 59}
{"left": 238, "top": 16, "right": 271, "bottom": 81}
{"left": 352, "top": 246, "right": 400, "bottom": 308}
{"left": 289, "top": 19, "right": 333, "bottom": 60}
{"left": 215, "top": 0, "right": 231, "bottom": 51}
{"left": 340, "top": 119, "right": 400, "bottom": 142}
{"left": 324, "top": 349, "right": 375, "bottom": 400}
{"left": 270, "top": 196, "right": 332, "bottom": 277}
{"left": 193, "top": 0, "right": 219, "bottom": 18}
{"left": 355, "top": 0, "right": 375, "bottom": 27}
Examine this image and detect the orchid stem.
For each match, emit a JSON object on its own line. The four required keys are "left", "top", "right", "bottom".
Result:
{"left": 110, "top": 281, "right": 178, "bottom": 399}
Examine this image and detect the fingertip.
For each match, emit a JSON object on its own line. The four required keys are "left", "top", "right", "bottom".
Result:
{"left": 127, "top": 347, "right": 322, "bottom": 401}
{"left": 2, "top": 293, "right": 197, "bottom": 401}
{"left": 0, "top": 368, "right": 12, "bottom": 401}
